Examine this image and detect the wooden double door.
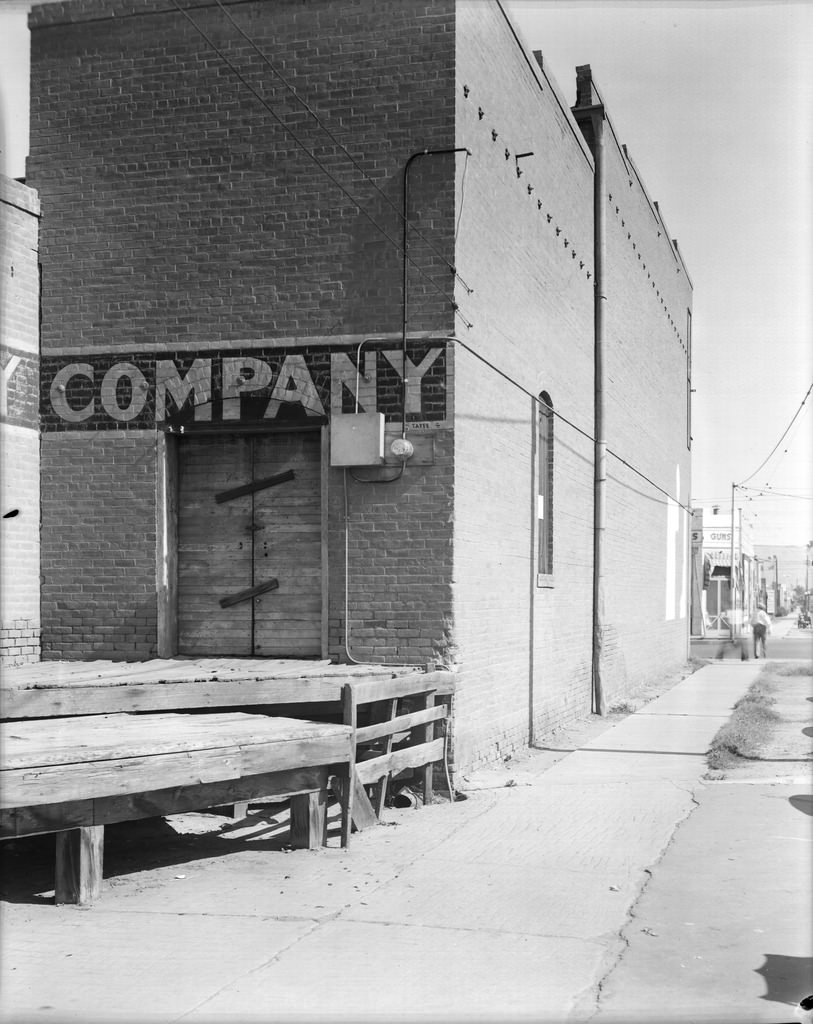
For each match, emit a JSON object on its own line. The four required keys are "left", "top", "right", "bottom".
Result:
{"left": 177, "top": 430, "right": 324, "bottom": 657}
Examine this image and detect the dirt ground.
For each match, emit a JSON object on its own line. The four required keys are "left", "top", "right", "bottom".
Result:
{"left": 706, "top": 664, "right": 813, "bottom": 783}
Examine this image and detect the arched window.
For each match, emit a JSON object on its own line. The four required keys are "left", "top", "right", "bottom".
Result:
{"left": 537, "top": 392, "right": 554, "bottom": 576}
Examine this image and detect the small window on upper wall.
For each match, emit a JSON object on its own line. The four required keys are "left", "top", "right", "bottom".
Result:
{"left": 537, "top": 391, "right": 554, "bottom": 579}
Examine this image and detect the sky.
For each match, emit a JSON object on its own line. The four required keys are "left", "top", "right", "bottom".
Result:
{"left": 1, "top": 0, "right": 811, "bottom": 547}
{"left": 506, "top": 0, "right": 813, "bottom": 548}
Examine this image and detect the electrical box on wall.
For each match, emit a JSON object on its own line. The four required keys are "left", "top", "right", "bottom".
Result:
{"left": 330, "top": 413, "right": 386, "bottom": 467}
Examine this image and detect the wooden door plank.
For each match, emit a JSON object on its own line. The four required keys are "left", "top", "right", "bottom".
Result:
{"left": 177, "top": 434, "right": 252, "bottom": 655}
{"left": 253, "top": 432, "right": 322, "bottom": 657}
{"left": 219, "top": 578, "right": 279, "bottom": 609}
{"left": 215, "top": 468, "right": 295, "bottom": 503}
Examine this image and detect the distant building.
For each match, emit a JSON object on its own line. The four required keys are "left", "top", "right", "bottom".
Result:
{"left": 692, "top": 505, "right": 757, "bottom": 636}
{"left": 0, "top": 176, "right": 40, "bottom": 666}
{"left": 753, "top": 544, "right": 810, "bottom": 614}
{"left": 19, "top": 0, "right": 693, "bottom": 771}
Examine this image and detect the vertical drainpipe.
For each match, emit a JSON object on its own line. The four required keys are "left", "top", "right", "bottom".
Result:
{"left": 591, "top": 105, "right": 607, "bottom": 717}
{"left": 573, "top": 66, "right": 607, "bottom": 716}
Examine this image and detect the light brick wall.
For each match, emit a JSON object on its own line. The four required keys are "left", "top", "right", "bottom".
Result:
{"left": 583, "top": 79, "right": 694, "bottom": 701}
{"left": 1, "top": 177, "right": 41, "bottom": 667}
{"left": 450, "top": 2, "right": 596, "bottom": 769}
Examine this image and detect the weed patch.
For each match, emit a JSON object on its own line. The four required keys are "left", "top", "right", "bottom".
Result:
{"left": 707, "top": 673, "right": 781, "bottom": 770}
{"left": 766, "top": 662, "right": 812, "bottom": 678}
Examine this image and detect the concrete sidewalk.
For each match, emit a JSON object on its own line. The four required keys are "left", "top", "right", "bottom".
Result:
{"left": 0, "top": 662, "right": 769, "bottom": 1023}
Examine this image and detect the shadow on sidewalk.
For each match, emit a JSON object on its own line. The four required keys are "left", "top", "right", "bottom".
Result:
{"left": 0, "top": 803, "right": 343, "bottom": 905}
{"left": 755, "top": 953, "right": 813, "bottom": 1010}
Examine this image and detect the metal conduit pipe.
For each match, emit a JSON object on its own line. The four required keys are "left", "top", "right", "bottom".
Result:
{"left": 402, "top": 147, "right": 470, "bottom": 438}
{"left": 343, "top": 147, "right": 468, "bottom": 665}
{"left": 590, "top": 106, "right": 608, "bottom": 717}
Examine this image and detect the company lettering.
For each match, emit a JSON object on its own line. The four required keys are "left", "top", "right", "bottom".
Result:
{"left": 40, "top": 342, "right": 448, "bottom": 431}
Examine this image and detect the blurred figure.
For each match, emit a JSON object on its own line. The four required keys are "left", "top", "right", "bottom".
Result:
{"left": 750, "top": 604, "right": 772, "bottom": 658}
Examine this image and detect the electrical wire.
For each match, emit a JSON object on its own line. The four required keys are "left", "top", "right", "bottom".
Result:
{"left": 738, "top": 381, "right": 813, "bottom": 485}
{"left": 211, "top": 0, "right": 474, "bottom": 296}
{"left": 442, "top": 336, "right": 694, "bottom": 514}
{"left": 169, "top": 0, "right": 461, "bottom": 316}
{"left": 170, "top": 0, "right": 691, "bottom": 516}
{"left": 454, "top": 149, "right": 470, "bottom": 244}
{"left": 735, "top": 485, "right": 813, "bottom": 502}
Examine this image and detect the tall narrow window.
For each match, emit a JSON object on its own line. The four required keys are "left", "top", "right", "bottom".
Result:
{"left": 686, "top": 309, "right": 692, "bottom": 450}
{"left": 537, "top": 391, "right": 554, "bottom": 576}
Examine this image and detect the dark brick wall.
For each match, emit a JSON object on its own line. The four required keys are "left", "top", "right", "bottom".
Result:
{"left": 28, "top": 0, "right": 456, "bottom": 354}
{"left": 39, "top": 431, "right": 159, "bottom": 660}
{"left": 28, "top": 0, "right": 458, "bottom": 664}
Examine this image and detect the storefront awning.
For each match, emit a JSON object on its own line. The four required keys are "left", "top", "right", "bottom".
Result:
{"left": 705, "top": 550, "right": 731, "bottom": 568}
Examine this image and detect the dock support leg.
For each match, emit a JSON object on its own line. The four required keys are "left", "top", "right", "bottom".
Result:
{"left": 290, "top": 791, "right": 327, "bottom": 849}
{"left": 420, "top": 691, "right": 436, "bottom": 806}
{"left": 55, "top": 825, "right": 104, "bottom": 905}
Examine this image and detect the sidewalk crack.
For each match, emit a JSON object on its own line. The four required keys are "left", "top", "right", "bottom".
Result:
{"left": 579, "top": 785, "right": 703, "bottom": 1022}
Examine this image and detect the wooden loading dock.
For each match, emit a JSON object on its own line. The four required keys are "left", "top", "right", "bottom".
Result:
{"left": 0, "top": 658, "right": 455, "bottom": 905}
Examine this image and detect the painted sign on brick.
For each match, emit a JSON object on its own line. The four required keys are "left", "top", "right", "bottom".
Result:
{"left": 40, "top": 341, "right": 448, "bottom": 430}
{"left": 1, "top": 347, "right": 39, "bottom": 428}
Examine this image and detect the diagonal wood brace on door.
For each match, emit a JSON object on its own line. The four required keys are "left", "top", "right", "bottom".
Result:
{"left": 214, "top": 469, "right": 295, "bottom": 504}
{"left": 219, "top": 578, "right": 280, "bottom": 609}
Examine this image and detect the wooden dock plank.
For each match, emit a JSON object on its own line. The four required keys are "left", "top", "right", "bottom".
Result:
{"left": 1, "top": 678, "right": 345, "bottom": 719}
{"left": 1, "top": 713, "right": 350, "bottom": 769}
{"left": 1, "top": 746, "right": 245, "bottom": 809}
{"left": 0, "top": 766, "right": 329, "bottom": 839}
{"left": 355, "top": 738, "right": 445, "bottom": 787}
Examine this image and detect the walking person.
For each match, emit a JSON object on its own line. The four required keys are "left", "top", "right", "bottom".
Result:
{"left": 750, "top": 604, "right": 771, "bottom": 658}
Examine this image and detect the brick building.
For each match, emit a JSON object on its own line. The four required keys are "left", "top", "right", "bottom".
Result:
{"left": 23, "top": 0, "right": 693, "bottom": 771}
{"left": 1, "top": 176, "right": 41, "bottom": 666}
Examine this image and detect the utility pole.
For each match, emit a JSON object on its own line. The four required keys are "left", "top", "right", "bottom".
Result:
{"left": 729, "top": 482, "right": 736, "bottom": 642}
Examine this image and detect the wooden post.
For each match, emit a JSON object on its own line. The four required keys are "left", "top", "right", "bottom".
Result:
{"left": 55, "top": 826, "right": 104, "bottom": 905}
{"left": 372, "top": 697, "right": 398, "bottom": 817}
{"left": 230, "top": 801, "right": 249, "bottom": 820}
{"left": 341, "top": 683, "right": 356, "bottom": 848}
{"left": 420, "top": 691, "right": 436, "bottom": 806}
{"left": 290, "top": 791, "right": 327, "bottom": 850}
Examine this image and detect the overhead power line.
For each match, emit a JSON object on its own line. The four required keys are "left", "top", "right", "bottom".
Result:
{"left": 211, "top": 0, "right": 474, "bottom": 296}
{"left": 169, "top": 0, "right": 461, "bottom": 315}
{"left": 168, "top": 0, "right": 691, "bottom": 514}
{"left": 736, "top": 485, "right": 813, "bottom": 502}
{"left": 738, "top": 381, "right": 813, "bottom": 485}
